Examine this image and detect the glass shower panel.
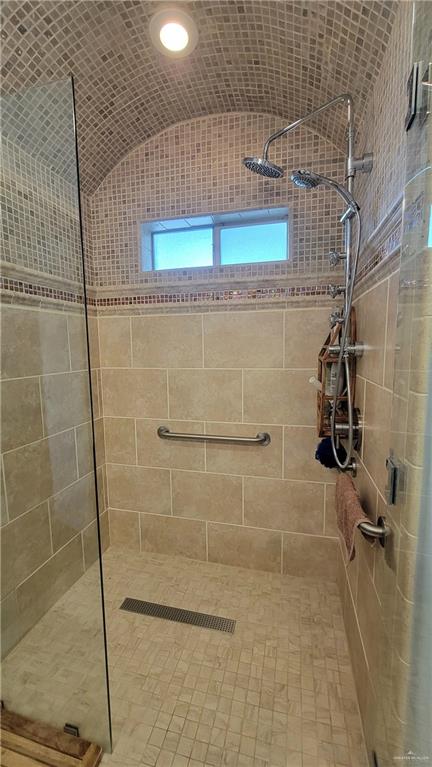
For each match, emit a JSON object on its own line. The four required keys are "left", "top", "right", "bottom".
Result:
{"left": 0, "top": 78, "right": 111, "bottom": 751}
{"left": 374, "top": 3, "right": 431, "bottom": 763}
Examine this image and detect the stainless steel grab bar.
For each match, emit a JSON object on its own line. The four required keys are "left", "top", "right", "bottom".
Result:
{"left": 358, "top": 516, "right": 390, "bottom": 547}
{"left": 157, "top": 426, "right": 271, "bottom": 446}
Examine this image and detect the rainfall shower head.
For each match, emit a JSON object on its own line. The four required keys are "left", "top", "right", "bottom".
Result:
{"left": 242, "top": 156, "right": 284, "bottom": 179}
{"left": 291, "top": 169, "right": 321, "bottom": 189}
{"left": 291, "top": 169, "right": 359, "bottom": 212}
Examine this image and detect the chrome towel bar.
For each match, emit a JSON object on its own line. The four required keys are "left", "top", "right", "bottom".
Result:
{"left": 358, "top": 516, "right": 390, "bottom": 547}
{"left": 157, "top": 426, "right": 271, "bottom": 446}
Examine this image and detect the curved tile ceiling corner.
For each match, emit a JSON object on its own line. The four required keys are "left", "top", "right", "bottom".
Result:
{"left": 0, "top": 0, "right": 397, "bottom": 193}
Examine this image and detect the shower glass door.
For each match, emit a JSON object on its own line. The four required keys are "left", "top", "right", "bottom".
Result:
{"left": 373, "top": 3, "right": 432, "bottom": 763}
{"left": 0, "top": 77, "right": 111, "bottom": 751}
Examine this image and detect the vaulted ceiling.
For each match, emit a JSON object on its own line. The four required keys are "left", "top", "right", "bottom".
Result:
{"left": 1, "top": 0, "right": 397, "bottom": 193}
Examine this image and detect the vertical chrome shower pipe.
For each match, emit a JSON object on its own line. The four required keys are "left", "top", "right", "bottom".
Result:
{"left": 330, "top": 94, "right": 360, "bottom": 471}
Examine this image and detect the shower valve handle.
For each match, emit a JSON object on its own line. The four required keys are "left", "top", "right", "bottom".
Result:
{"left": 328, "top": 250, "right": 346, "bottom": 267}
{"left": 328, "top": 284, "right": 346, "bottom": 299}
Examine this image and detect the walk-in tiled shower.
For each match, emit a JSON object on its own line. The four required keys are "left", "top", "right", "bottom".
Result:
{"left": 1, "top": 2, "right": 431, "bottom": 766}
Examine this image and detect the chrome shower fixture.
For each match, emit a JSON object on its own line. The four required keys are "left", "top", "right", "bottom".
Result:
{"left": 242, "top": 94, "right": 372, "bottom": 184}
{"left": 328, "top": 284, "right": 346, "bottom": 299}
{"left": 290, "top": 169, "right": 360, "bottom": 213}
{"left": 328, "top": 249, "right": 346, "bottom": 267}
{"left": 242, "top": 93, "right": 373, "bottom": 473}
{"left": 242, "top": 156, "right": 284, "bottom": 178}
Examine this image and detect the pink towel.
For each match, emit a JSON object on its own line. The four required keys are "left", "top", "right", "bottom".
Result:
{"left": 335, "top": 473, "right": 373, "bottom": 561}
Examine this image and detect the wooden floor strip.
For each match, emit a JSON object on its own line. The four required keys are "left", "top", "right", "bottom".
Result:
{"left": 0, "top": 709, "right": 102, "bottom": 767}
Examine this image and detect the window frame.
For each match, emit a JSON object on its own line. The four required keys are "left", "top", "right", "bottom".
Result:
{"left": 140, "top": 207, "right": 290, "bottom": 272}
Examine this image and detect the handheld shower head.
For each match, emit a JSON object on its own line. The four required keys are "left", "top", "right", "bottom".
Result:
{"left": 291, "top": 169, "right": 321, "bottom": 189}
{"left": 242, "top": 156, "right": 284, "bottom": 179}
{"left": 290, "top": 169, "right": 359, "bottom": 212}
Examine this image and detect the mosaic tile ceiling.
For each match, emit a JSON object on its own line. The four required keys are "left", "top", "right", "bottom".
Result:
{"left": 1, "top": 0, "right": 397, "bottom": 193}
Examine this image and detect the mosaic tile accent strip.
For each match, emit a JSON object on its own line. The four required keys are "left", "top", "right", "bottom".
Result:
{"left": 90, "top": 113, "right": 346, "bottom": 287}
{"left": 0, "top": 276, "right": 84, "bottom": 305}
{"left": 0, "top": 0, "right": 396, "bottom": 194}
{"left": 93, "top": 284, "right": 332, "bottom": 308}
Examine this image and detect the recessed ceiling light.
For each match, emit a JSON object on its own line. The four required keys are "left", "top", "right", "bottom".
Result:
{"left": 149, "top": 7, "right": 198, "bottom": 58}
{"left": 159, "top": 22, "right": 189, "bottom": 52}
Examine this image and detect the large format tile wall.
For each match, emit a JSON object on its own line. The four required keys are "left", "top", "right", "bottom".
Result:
{"left": 0, "top": 129, "right": 108, "bottom": 655}
{"left": 98, "top": 306, "right": 341, "bottom": 578}
{"left": 0, "top": 301, "right": 108, "bottom": 657}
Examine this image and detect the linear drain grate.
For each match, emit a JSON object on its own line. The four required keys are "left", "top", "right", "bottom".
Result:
{"left": 120, "top": 598, "right": 236, "bottom": 634}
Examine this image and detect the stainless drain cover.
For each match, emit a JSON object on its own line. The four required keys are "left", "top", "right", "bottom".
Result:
{"left": 120, "top": 597, "right": 236, "bottom": 634}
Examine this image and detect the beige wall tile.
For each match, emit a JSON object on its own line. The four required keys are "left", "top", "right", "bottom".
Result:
{"left": 243, "top": 370, "right": 315, "bottom": 425}
{"left": 284, "top": 308, "right": 330, "bottom": 368}
{"left": 169, "top": 370, "right": 242, "bottom": 422}
{"left": 140, "top": 513, "right": 206, "bottom": 560}
{"left": 107, "top": 463, "right": 171, "bottom": 514}
{"left": 0, "top": 591, "right": 21, "bottom": 659}
{"left": 49, "top": 474, "right": 97, "bottom": 552}
{"left": 68, "top": 314, "right": 88, "bottom": 371}
{"left": 3, "top": 430, "right": 77, "bottom": 519}
{"left": 102, "top": 368, "right": 168, "bottom": 418}
{"left": 76, "top": 421, "right": 93, "bottom": 478}
{"left": 16, "top": 535, "right": 84, "bottom": 631}
{"left": 82, "top": 511, "right": 110, "bottom": 569}
{"left": 87, "top": 316, "right": 100, "bottom": 370}
{"left": 132, "top": 315, "right": 203, "bottom": 368}
{"left": 1, "top": 378, "right": 43, "bottom": 452}
{"left": 355, "top": 462, "right": 378, "bottom": 520}
{"left": 203, "top": 311, "right": 283, "bottom": 368}
{"left": 342, "top": 581, "right": 371, "bottom": 727}
{"left": 1, "top": 468, "right": 7, "bottom": 526}
{"left": 208, "top": 523, "right": 281, "bottom": 573}
{"left": 205, "top": 422, "right": 282, "bottom": 478}
{"left": 384, "top": 271, "right": 400, "bottom": 389}
{"left": 97, "top": 465, "right": 107, "bottom": 514}
{"left": 356, "top": 280, "right": 388, "bottom": 386}
{"left": 172, "top": 470, "right": 242, "bottom": 524}
{"left": 109, "top": 508, "right": 140, "bottom": 550}
{"left": 324, "top": 484, "right": 338, "bottom": 536}
{"left": 397, "top": 527, "right": 417, "bottom": 602}
{"left": 392, "top": 586, "right": 413, "bottom": 665}
{"left": 105, "top": 417, "right": 136, "bottom": 464}
{"left": 244, "top": 477, "right": 324, "bottom": 534}
{"left": 99, "top": 316, "right": 131, "bottom": 367}
{"left": 363, "top": 381, "right": 392, "bottom": 497}
{"left": 356, "top": 567, "right": 384, "bottom": 681}
{"left": 136, "top": 418, "right": 205, "bottom": 471}
{"left": 0, "top": 502, "right": 51, "bottom": 597}
{"left": 284, "top": 425, "right": 334, "bottom": 481}
{"left": 94, "top": 417, "right": 105, "bottom": 467}
{"left": 282, "top": 533, "right": 339, "bottom": 580}
{"left": 40, "top": 371, "right": 90, "bottom": 435}
{"left": 1, "top": 307, "right": 70, "bottom": 379}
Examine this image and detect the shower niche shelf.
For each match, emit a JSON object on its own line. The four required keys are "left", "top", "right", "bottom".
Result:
{"left": 316, "top": 307, "right": 357, "bottom": 438}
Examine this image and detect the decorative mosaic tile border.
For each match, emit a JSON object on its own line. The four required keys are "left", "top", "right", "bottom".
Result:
{"left": 0, "top": 276, "right": 84, "bottom": 304}
{"left": 94, "top": 283, "right": 332, "bottom": 308}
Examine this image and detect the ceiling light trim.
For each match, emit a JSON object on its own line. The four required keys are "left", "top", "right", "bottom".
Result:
{"left": 149, "top": 7, "right": 198, "bottom": 59}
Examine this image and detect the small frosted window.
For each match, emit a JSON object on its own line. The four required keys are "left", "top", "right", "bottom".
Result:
{"left": 153, "top": 227, "right": 213, "bottom": 270}
{"left": 220, "top": 221, "right": 288, "bottom": 265}
{"left": 141, "top": 207, "right": 289, "bottom": 271}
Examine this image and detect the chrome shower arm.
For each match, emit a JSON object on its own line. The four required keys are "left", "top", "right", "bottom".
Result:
{"left": 262, "top": 93, "right": 354, "bottom": 161}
